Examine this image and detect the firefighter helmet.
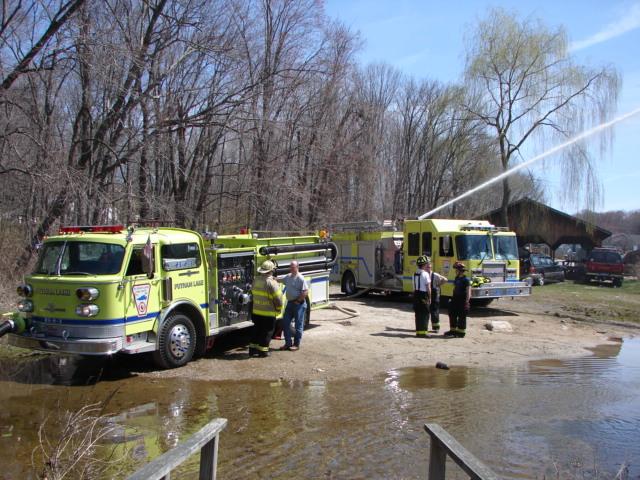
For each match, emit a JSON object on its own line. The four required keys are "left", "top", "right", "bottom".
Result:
{"left": 257, "top": 260, "right": 276, "bottom": 273}
{"left": 453, "top": 261, "right": 467, "bottom": 271}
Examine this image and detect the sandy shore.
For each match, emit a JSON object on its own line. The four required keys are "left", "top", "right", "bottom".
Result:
{"left": 145, "top": 288, "right": 635, "bottom": 382}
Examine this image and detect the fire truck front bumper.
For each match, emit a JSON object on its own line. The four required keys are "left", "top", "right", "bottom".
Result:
{"left": 7, "top": 333, "right": 124, "bottom": 355}
{"left": 471, "top": 281, "right": 531, "bottom": 298}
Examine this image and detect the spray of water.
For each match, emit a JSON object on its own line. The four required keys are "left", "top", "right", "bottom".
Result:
{"left": 418, "top": 106, "right": 640, "bottom": 219}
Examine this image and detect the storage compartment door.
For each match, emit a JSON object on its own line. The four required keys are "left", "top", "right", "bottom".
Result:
{"left": 309, "top": 274, "right": 329, "bottom": 307}
{"left": 357, "top": 242, "right": 375, "bottom": 287}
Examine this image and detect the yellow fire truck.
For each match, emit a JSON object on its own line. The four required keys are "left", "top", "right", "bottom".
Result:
{"left": 329, "top": 219, "right": 530, "bottom": 304}
{"left": 1, "top": 225, "right": 336, "bottom": 368}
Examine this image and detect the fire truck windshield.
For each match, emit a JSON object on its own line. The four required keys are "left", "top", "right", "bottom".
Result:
{"left": 455, "top": 235, "right": 492, "bottom": 260}
{"left": 492, "top": 236, "right": 518, "bottom": 261}
{"left": 34, "top": 241, "right": 125, "bottom": 276}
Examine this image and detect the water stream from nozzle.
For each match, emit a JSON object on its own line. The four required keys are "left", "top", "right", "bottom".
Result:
{"left": 418, "top": 106, "right": 640, "bottom": 219}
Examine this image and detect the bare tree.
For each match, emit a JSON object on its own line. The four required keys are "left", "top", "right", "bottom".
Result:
{"left": 0, "top": 0, "right": 87, "bottom": 91}
{"left": 1, "top": 0, "right": 563, "bottom": 273}
{"left": 463, "top": 8, "right": 620, "bottom": 226}
{"left": 347, "top": 63, "right": 400, "bottom": 219}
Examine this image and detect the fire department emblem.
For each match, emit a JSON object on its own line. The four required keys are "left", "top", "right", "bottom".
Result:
{"left": 132, "top": 284, "right": 151, "bottom": 316}
{"left": 442, "top": 260, "right": 451, "bottom": 276}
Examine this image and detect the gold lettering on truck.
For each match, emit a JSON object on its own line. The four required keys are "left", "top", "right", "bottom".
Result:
{"left": 174, "top": 280, "right": 204, "bottom": 290}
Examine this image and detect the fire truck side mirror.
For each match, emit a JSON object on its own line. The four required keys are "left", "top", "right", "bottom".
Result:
{"left": 143, "top": 249, "right": 155, "bottom": 279}
{"left": 442, "top": 235, "right": 451, "bottom": 256}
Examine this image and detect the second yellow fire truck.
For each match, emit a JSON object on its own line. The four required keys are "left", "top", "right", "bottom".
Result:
{"left": 329, "top": 219, "right": 531, "bottom": 304}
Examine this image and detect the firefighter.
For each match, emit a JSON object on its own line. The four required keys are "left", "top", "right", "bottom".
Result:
{"left": 249, "top": 260, "right": 283, "bottom": 357}
{"left": 444, "top": 262, "right": 471, "bottom": 338}
{"left": 413, "top": 255, "right": 431, "bottom": 338}
{"left": 425, "top": 257, "right": 447, "bottom": 333}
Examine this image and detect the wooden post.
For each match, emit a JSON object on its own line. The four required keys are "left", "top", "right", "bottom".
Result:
{"left": 199, "top": 433, "right": 220, "bottom": 480}
{"left": 127, "top": 418, "right": 227, "bottom": 480}
{"left": 428, "top": 431, "right": 447, "bottom": 480}
{"left": 424, "top": 424, "right": 500, "bottom": 480}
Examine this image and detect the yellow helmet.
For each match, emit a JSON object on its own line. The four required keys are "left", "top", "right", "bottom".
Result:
{"left": 257, "top": 260, "right": 276, "bottom": 273}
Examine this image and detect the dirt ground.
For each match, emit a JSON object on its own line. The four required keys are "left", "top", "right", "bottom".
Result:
{"left": 148, "top": 285, "right": 637, "bottom": 383}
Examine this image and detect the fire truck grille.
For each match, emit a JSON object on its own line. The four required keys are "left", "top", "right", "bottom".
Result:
{"left": 482, "top": 262, "right": 505, "bottom": 282}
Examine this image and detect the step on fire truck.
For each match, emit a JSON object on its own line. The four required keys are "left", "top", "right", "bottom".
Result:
{"left": 329, "top": 219, "right": 531, "bottom": 305}
{"left": 1, "top": 225, "right": 337, "bottom": 368}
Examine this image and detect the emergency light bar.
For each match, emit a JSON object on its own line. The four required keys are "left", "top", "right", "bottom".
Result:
{"left": 460, "top": 223, "right": 497, "bottom": 232}
{"left": 59, "top": 225, "right": 125, "bottom": 234}
{"left": 459, "top": 223, "right": 510, "bottom": 233}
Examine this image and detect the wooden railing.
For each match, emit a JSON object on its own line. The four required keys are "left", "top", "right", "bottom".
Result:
{"left": 424, "top": 423, "right": 499, "bottom": 480}
{"left": 127, "top": 418, "right": 227, "bottom": 480}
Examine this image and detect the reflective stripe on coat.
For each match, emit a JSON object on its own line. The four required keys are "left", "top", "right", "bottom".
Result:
{"left": 252, "top": 275, "right": 283, "bottom": 317}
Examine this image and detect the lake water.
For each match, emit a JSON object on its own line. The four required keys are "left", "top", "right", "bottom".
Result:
{"left": 0, "top": 337, "right": 638, "bottom": 479}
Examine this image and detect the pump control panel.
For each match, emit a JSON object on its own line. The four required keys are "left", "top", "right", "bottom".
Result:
{"left": 216, "top": 252, "right": 254, "bottom": 326}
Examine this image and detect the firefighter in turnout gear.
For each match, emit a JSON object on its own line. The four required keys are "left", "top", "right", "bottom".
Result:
{"left": 445, "top": 262, "right": 471, "bottom": 338}
{"left": 425, "top": 257, "right": 447, "bottom": 333}
{"left": 249, "top": 260, "right": 284, "bottom": 357}
{"left": 413, "top": 256, "right": 432, "bottom": 338}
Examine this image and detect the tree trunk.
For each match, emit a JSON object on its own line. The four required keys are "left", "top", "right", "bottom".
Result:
{"left": 500, "top": 177, "right": 511, "bottom": 227}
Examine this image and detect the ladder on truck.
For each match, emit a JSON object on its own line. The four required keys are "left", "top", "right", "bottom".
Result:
{"left": 330, "top": 220, "right": 397, "bottom": 232}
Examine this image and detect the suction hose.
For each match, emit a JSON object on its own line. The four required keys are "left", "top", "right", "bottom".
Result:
{"left": 0, "top": 314, "right": 26, "bottom": 338}
{"left": 0, "top": 319, "right": 14, "bottom": 337}
{"left": 259, "top": 242, "right": 337, "bottom": 257}
{"left": 264, "top": 242, "right": 338, "bottom": 276}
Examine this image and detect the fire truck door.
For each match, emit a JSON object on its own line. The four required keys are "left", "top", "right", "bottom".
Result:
{"left": 160, "top": 241, "right": 207, "bottom": 322}
{"left": 123, "top": 244, "right": 161, "bottom": 336}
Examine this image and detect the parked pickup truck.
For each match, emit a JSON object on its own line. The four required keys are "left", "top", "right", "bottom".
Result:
{"left": 584, "top": 248, "right": 624, "bottom": 287}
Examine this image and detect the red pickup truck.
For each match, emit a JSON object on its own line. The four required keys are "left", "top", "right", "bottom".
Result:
{"left": 585, "top": 248, "right": 624, "bottom": 287}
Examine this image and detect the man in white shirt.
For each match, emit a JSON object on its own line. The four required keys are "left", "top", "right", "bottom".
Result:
{"left": 279, "top": 260, "right": 309, "bottom": 351}
{"left": 413, "top": 256, "right": 431, "bottom": 338}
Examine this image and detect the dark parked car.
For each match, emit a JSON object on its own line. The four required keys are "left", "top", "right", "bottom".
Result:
{"left": 520, "top": 254, "right": 565, "bottom": 286}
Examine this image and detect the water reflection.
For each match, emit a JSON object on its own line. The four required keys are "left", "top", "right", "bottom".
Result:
{"left": 387, "top": 365, "right": 475, "bottom": 392}
{"left": 0, "top": 338, "right": 638, "bottom": 479}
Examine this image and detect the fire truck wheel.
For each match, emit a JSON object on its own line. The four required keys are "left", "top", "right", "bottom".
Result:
{"left": 342, "top": 271, "right": 357, "bottom": 296}
{"left": 153, "top": 313, "right": 196, "bottom": 369}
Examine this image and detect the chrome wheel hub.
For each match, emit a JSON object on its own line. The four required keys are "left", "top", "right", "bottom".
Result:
{"left": 169, "top": 324, "right": 191, "bottom": 358}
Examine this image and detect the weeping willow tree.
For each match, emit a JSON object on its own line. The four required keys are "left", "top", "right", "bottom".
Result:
{"left": 463, "top": 8, "right": 620, "bottom": 227}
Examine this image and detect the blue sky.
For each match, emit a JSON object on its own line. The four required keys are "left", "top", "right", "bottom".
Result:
{"left": 325, "top": 0, "right": 640, "bottom": 213}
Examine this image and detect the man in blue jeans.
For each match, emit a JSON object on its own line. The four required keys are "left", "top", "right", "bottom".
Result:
{"left": 279, "top": 260, "right": 309, "bottom": 351}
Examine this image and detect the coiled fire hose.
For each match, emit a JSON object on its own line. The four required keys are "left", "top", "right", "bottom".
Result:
{"left": 471, "top": 276, "right": 492, "bottom": 288}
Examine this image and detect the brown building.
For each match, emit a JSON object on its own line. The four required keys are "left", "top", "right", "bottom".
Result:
{"left": 478, "top": 197, "right": 611, "bottom": 252}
